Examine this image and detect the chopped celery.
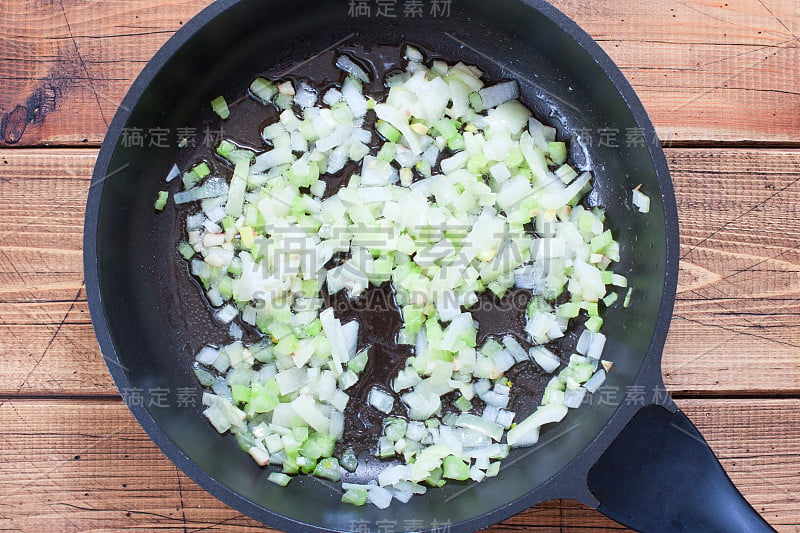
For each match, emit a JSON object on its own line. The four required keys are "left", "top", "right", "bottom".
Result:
{"left": 250, "top": 77, "right": 277, "bottom": 104}
{"left": 177, "top": 241, "right": 195, "bottom": 260}
{"left": 312, "top": 457, "right": 341, "bottom": 482}
{"left": 154, "top": 191, "right": 168, "bottom": 211}
{"left": 448, "top": 134, "right": 466, "bottom": 152}
{"left": 602, "top": 292, "right": 619, "bottom": 307}
{"left": 377, "top": 142, "right": 398, "bottom": 162}
{"left": 455, "top": 394, "right": 472, "bottom": 412}
{"left": 348, "top": 348, "right": 370, "bottom": 374}
{"left": 340, "top": 447, "right": 359, "bottom": 472}
{"left": 211, "top": 96, "right": 230, "bottom": 120}
{"left": 585, "top": 316, "right": 603, "bottom": 333}
{"left": 274, "top": 93, "right": 294, "bottom": 110}
{"left": 193, "top": 162, "right": 211, "bottom": 178}
{"left": 442, "top": 456, "right": 470, "bottom": 480}
{"left": 384, "top": 417, "right": 408, "bottom": 442}
{"left": 590, "top": 230, "right": 614, "bottom": 254}
{"left": 182, "top": 170, "right": 201, "bottom": 190}
{"left": 424, "top": 467, "right": 446, "bottom": 488}
{"left": 301, "top": 433, "right": 335, "bottom": 460}
{"left": 376, "top": 120, "right": 402, "bottom": 143}
{"left": 582, "top": 301, "right": 599, "bottom": 317}
{"left": 434, "top": 118, "right": 459, "bottom": 140}
{"left": 548, "top": 142, "right": 568, "bottom": 166}
{"left": 341, "top": 488, "right": 368, "bottom": 506}
{"left": 268, "top": 472, "right": 292, "bottom": 486}
{"left": 216, "top": 139, "right": 236, "bottom": 159}
{"left": 231, "top": 384, "right": 251, "bottom": 404}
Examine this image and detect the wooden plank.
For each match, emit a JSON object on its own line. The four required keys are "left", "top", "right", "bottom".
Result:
{"left": 551, "top": 0, "right": 800, "bottom": 144}
{"left": 1, "top": 148, "right": 798, "bottom": 395}
{"left": 0, "top": 399, "right": 794, "bottom": 531}
{"left": 0, "top": 0, "right": 798, "bottom": 146}
{"left": 0, "top": 0, "right": 207, "bottom": 147}
{"left": 664, "top": 149, "right": 800, "bottom": 394}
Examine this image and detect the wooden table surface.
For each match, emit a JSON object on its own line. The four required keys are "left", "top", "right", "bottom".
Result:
{"left": 1, "top": 0, "right": 799, "bottom": 531}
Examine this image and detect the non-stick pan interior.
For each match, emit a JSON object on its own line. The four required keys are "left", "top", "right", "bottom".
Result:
{"left": 90, "top": 0, "right": 672, "bottom": 530}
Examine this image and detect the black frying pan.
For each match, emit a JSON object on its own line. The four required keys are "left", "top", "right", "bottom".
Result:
{"left": 83, "top": 1, "right": 776, "bottom": 531}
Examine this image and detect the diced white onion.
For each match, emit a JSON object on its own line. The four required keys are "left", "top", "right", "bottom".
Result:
{"left": 369, "top": 387, "right": 395, "bottom": 414}
{"left": 336, "top": 54, "right": 371, "bottom": 83}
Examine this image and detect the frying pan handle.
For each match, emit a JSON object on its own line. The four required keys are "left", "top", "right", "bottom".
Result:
{"left": 586, "top": 405, "right": 775, "bottom": 532}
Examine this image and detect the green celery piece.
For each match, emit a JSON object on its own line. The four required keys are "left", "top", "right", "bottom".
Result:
{"left": 248, "top": 381, "right": 279, "bottom": 413}
{"left": 548, "top": 142, "right": 568, "bottom": 166}
{"left": 348, "top": 348, "right": 370, "bottom": 375}
{"left": 216, "top": 140, "right": 236, "bottom": 159}
{"left": 341, "top": 488, "right": 367, "bottom": 506}
{"left": 455, "top": 394, "right": 472, "bottom": 412}
{"left": 591, "top": 230, "right": 614, "bottom": 254}
{"left": 434, "top": 118, "right": 459, "bottom": 140}
{"left": 377, "top": 142, "right": 398, "bottom": 163}
{"left": 231, "top": 384, "right": 251, "bottom": 404}
{"left": 442, "top": 456, "right": 470, "bottom": 481}
{"left": 211, "top": 96, "right": 230, "bottom": 120}
{"left": 623, "top": 288, "right": 634, "bottom": 308}
{"left": 268, "top": 472, "right": 292, "bottom": 486}
{"left": 249, "top": 77, "right": 277, "bottom": 104}
{"left": 312, "top": 457, "right": 341, "bottom": 482}
{"left": 340, "top": 448, "right": 358, "bottom": 473}
{"left": 585, "top": 316, "right": 604, "bottom": 333}
{"left": 177, "top": 242, "right": 195, "bottom": 260}
{"left": 384, "top": 417, "right": 408, "bottom": 442}
{"left": 182, "top": 170, "right": 201, "bottom": 190}
{"left": 448, "top": 134, "right": 466, "bottom": 152}
{"left": 376, "top": 120, "right": 402, "bottom": 143}
{"left": 300, "top": 434, "right": 335, "bottom": 460}
{"left": 424, "top": 467, "right": 447, "bottom": 488}
{"left": 154, "top": 191, "right": 168, "bottom": 211}
{"left": 193, "top": 162, "right": 211, "bottom": 178}
{"left": 603, "top": 292, "right": 619, "bottom": 307}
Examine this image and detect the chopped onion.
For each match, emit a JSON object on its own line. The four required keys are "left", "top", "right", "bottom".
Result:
{"left": 215, "top": 304, "right": 238, "bottom": 324}
{"left": 368, "top": 387, "right": 395, "bottom": 414}
{"left": 583, "top": 369, "right": 607, "bottom": 393}
{"left": 563, "top": 387, "right": 587, "bottom": 409}
{"left": 342, "top": 76, "right": 368, "bottom": 118}
{"left": 506, "top": 404, "right": 568, "bottom": 448}
{"left": 455, "top": 414, "right": 503, "bottom": 442}
{"left": 165, "top": 163, "right": 180, "bottom": 183}
{"left": 478, "top": 81, "right": 520, "bottom": 110}
{"left": 366, "top": 485, "right": 394, "bottom": 509}
{"left": 195, "top": 346, "right": 219, "bottom": 365}
{"left": 336, "top": 54, "right": 371, "bottom": 83}
{"left": 633, "top": 185, "right": 651, "bottom": 213}
{"left": 174, "top": 178, "right": 229, "bottom": 205}
{"left": 529, "top": 346, "right": 560, "bottom": 373}
{"left": 294, "top": 81, "right": 318, "bottom": 108}
{"left": 501, "top": 336, "right": 528, "bottom": 363}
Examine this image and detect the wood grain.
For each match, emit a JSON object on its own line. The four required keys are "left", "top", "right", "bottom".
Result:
{"left": 665, "top": 148, "right": 800, "bottom": 394}
{"left": 552, "top": 0, "right": 800, "bottom": 145}
{"left": 1, "top": 148, "right": 798, "bottom": 396}
{"left": 0, "top": 399, "right": 795, "bottom": 531}
{"left": 0, "top": 0, "right": 798, "bottom": 146}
